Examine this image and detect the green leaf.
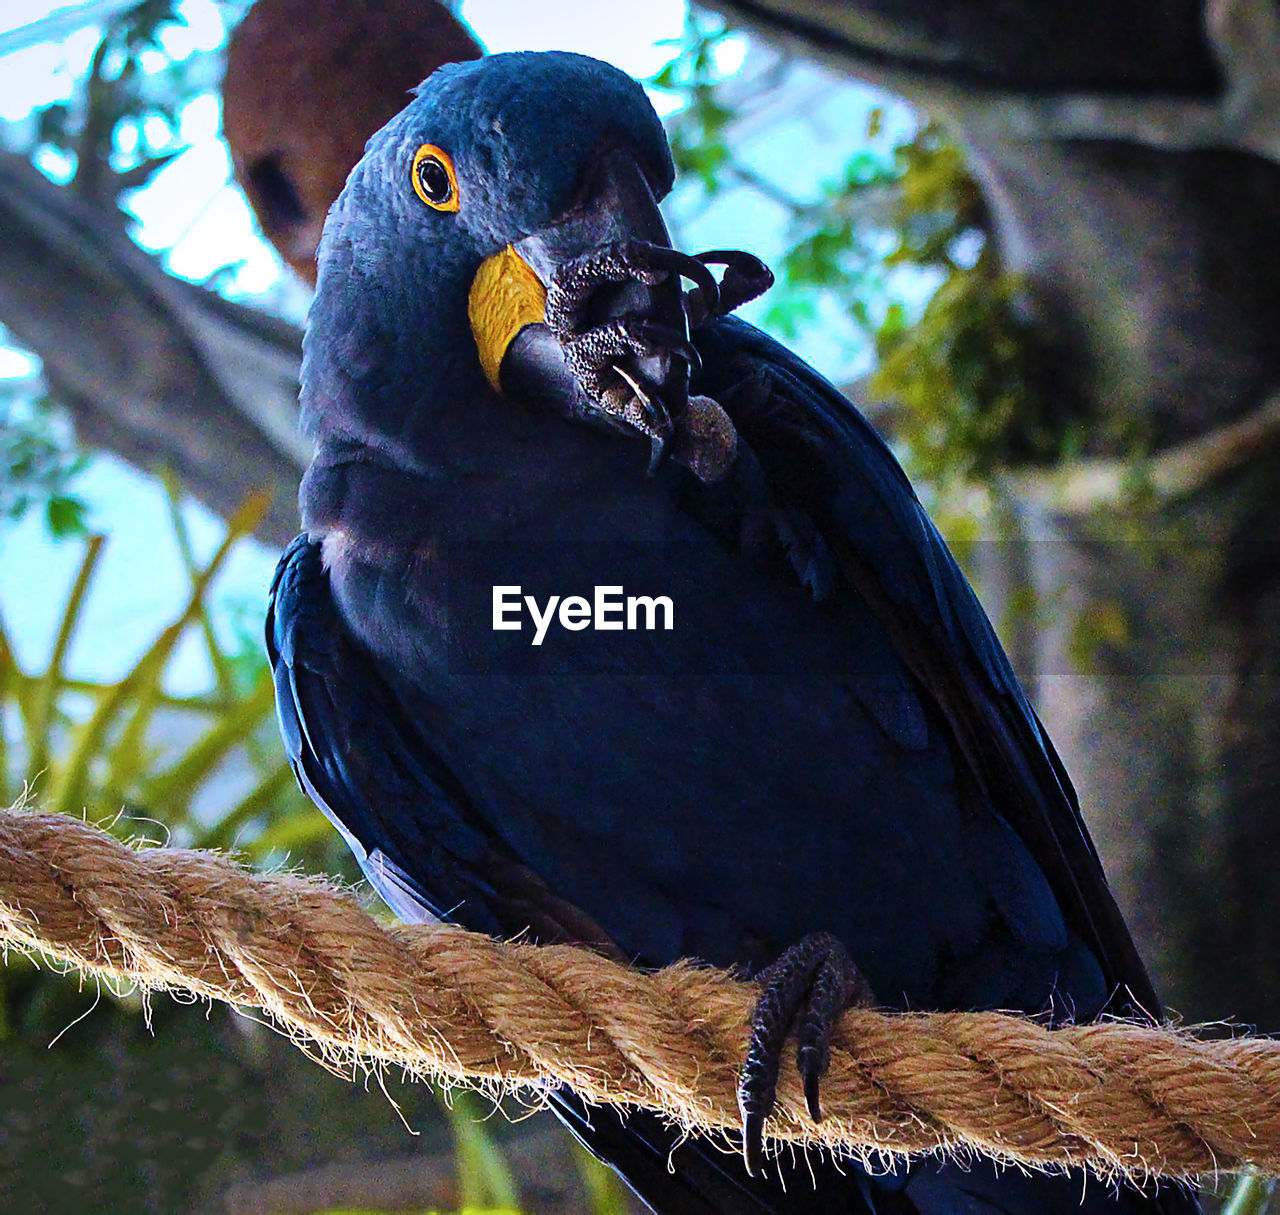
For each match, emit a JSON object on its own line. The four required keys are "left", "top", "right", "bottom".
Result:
{"left": 27, "top": 534, "right": 106, "bottom": 788}
{"left": 45, "top": 495, "right": 88, "bottom": 538}
{"left": 49, "top": 491, "right": 272, "bottom": 818}
{"left": 446, "top": 1091, "right": 521, "bottom": 1211}
{"left": 1223, "top": 1173, "right": 1275, "bottom": 1215}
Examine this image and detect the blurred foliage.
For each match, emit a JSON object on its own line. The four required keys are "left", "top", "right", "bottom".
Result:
{"left": 2, "top": 4, "right": 625, "bottom": 1210}
{"left": 0, "top": 481, "right": 329, "bottom": 1046}
{"left": 449, "top": 1090, "right": 522, "bottom": 1213}
{"left": 653, "top": 15, "right": 1080, "bottom": 495}
{"left": 1223, "top": 1174, "right": 1276, "bottom": 1215}
{"left": 1, "top": 0, "right": 245, "bottom": 530}
{"left": 0, "top": 380, "right": 89, "bottom": 537}
{"left": 1065, "top": 599, "right": 1131, "bottom": 673}
{"left": 650, "top": 12, "right": 735, "bottom": 191}
{"left": 33, "top": 0, "right": 219, "bottom": 204}
{"left": 0, "top": 483, "right": 327, "bottom": 865}
{"left": 868, "top": 125, "right": 1069, "bottom": 488}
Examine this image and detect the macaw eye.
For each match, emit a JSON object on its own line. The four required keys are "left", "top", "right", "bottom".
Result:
{"left": 412, "top": 144, "right": 460, "bottom": 212}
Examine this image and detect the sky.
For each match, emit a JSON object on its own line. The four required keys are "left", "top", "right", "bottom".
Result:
{"left": 0, "top": 0, "right": 892, "bottom": 692}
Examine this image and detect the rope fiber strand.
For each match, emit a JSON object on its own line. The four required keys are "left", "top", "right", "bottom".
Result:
{"left": 1, "top": 807, "right": 1277, "bottom": 1182}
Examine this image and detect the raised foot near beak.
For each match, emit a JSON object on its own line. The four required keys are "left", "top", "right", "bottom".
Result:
{"left": 543, "top": 241, "right": 772, "bottom": 477}
{"left": 543, "top": 240, "right": 716, "bottom": 436}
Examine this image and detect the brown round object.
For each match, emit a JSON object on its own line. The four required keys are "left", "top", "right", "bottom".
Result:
{"left": 222, "top": 0, "right": 482, "bottom": 281}
{"left": 673, "top": 394, "right": 740, "bottom": 482}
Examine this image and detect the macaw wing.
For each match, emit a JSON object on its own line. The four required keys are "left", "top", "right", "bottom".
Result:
{"left": 691, "top": 316, "right": 1159, "bottom": 1019}
{"left": 266, "top": 532, "right": 616, "bottom": 946}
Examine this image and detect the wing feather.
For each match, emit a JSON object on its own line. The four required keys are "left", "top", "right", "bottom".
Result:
{"left": 692, "top": 317, "right": 1159, "bottom": 1017}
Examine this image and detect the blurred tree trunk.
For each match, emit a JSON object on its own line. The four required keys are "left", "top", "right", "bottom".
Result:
{"left": 0, "top": 151, "right": 305, "bottom": 546}
{"left": 711, "top": 0, "right": 1280, "bottom": 1027}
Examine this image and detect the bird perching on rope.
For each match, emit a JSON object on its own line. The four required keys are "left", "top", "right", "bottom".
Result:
{"left": 221, "top": 0, "right": 482, "bottom": 283}
{"left": 266, "top": 51, "right": 1202, "bottom": 1214}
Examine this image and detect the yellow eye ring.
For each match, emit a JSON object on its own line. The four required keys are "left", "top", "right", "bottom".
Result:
{"left": 412, "top": 144, "right": 460, "bottom": 212}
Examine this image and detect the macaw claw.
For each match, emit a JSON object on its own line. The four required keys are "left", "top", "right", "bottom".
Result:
{"left": 545, "top": 241, "right": 714, "bottom": 433}
{"left": 544, "top": 240, "right": 722, "bottom": 335}
{"left": 544, "top": 241, "right": 773, "bottom": 481}
{"left": 737, "top": 932, "right": 874, "bottom": 1176}
{"left": 683, "top": 249, "right": 774, "bottom": 328}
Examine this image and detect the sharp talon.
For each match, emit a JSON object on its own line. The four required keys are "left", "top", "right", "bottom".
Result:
{"left": 800, "top": 1046, "right": 824, "bottom": 1123}
{"left": 612, "top": 363, "right": 658, "bottom": 421}
{"left": 738, "top": 933, "right": 872, "bottom": 1162}
{"left": 647, "top": 434, "right": 667, "bottom": 474}
{"left": 610, "top": 364, "right": 673, "bottom": 455}
{"left": 626, "top": 243, "right": 719, "bottom": 311}
{"left": 741, "top": 1109, "right": 766, "bottom": 1176}
{"left": 669, "top": 251, "right": 720, "bottom": 317}
{"left": 633, "top": 320, "right": 702, "bottom": 373}
{"left": 612, "top": 362, "right": 648, "bottom": 400}
{"left": 692, "top": 248, "right": 774, "bottom": 319}
{"left": 618, "top": 239, "right": 671, "bottom": 286}
{"left": 548, "top": 241, "right": 774, "bottom": 437}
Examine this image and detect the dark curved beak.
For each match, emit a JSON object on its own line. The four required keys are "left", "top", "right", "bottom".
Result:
{"left": 468, "top": 147, "right": 691, "bottom": 454}
{"left": 518, "top": 145, "right": 673, "bottom": 270}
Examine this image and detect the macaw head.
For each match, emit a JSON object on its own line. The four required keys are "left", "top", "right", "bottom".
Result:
{"left": 301, "top": 51, "right": 678, "bottom": 470}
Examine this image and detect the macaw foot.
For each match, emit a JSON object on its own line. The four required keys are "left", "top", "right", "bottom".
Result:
{"left": 738, "top": 932, "right": 875, "bottom": 1176}
{"left": 543, "top": 242, "right": 773, "bottom": 467}
{"left": 683, "top": 249, "right": 774, "bottom": 328}
{"left": 544, "top": 239, "right": 716, "bottom": 433}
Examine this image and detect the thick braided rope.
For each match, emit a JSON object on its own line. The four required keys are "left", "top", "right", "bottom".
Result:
{"left": 1, "top": 808, "right": 1277, "bottom": 1181}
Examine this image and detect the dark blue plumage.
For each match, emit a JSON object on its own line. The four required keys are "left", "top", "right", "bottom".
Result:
{"left": 268, "top": 51, "right": 1197, "bottom": 1214}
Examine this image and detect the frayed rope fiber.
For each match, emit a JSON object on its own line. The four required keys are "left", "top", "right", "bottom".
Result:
{"left": 2, "top": 807, "right": 1278, "bottom": 1181}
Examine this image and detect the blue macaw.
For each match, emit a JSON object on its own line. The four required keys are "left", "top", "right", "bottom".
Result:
{"left": 267, "top": 51, "right": 1199, "bottom": 1214}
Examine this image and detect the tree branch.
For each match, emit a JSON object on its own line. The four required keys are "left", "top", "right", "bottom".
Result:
{"left": 1002, "top": 389, "right": 1280, "bottom": 516}
{"left": 703, "top": 0, "right": 1280, "bottom": 160}
{"left": 0, "top": 151, "right": 305, "bottom": 545}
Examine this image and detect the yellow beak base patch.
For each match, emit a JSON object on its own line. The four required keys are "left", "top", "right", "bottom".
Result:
{"left": 468, "top": 245, "right": 548, "bottom": 391}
